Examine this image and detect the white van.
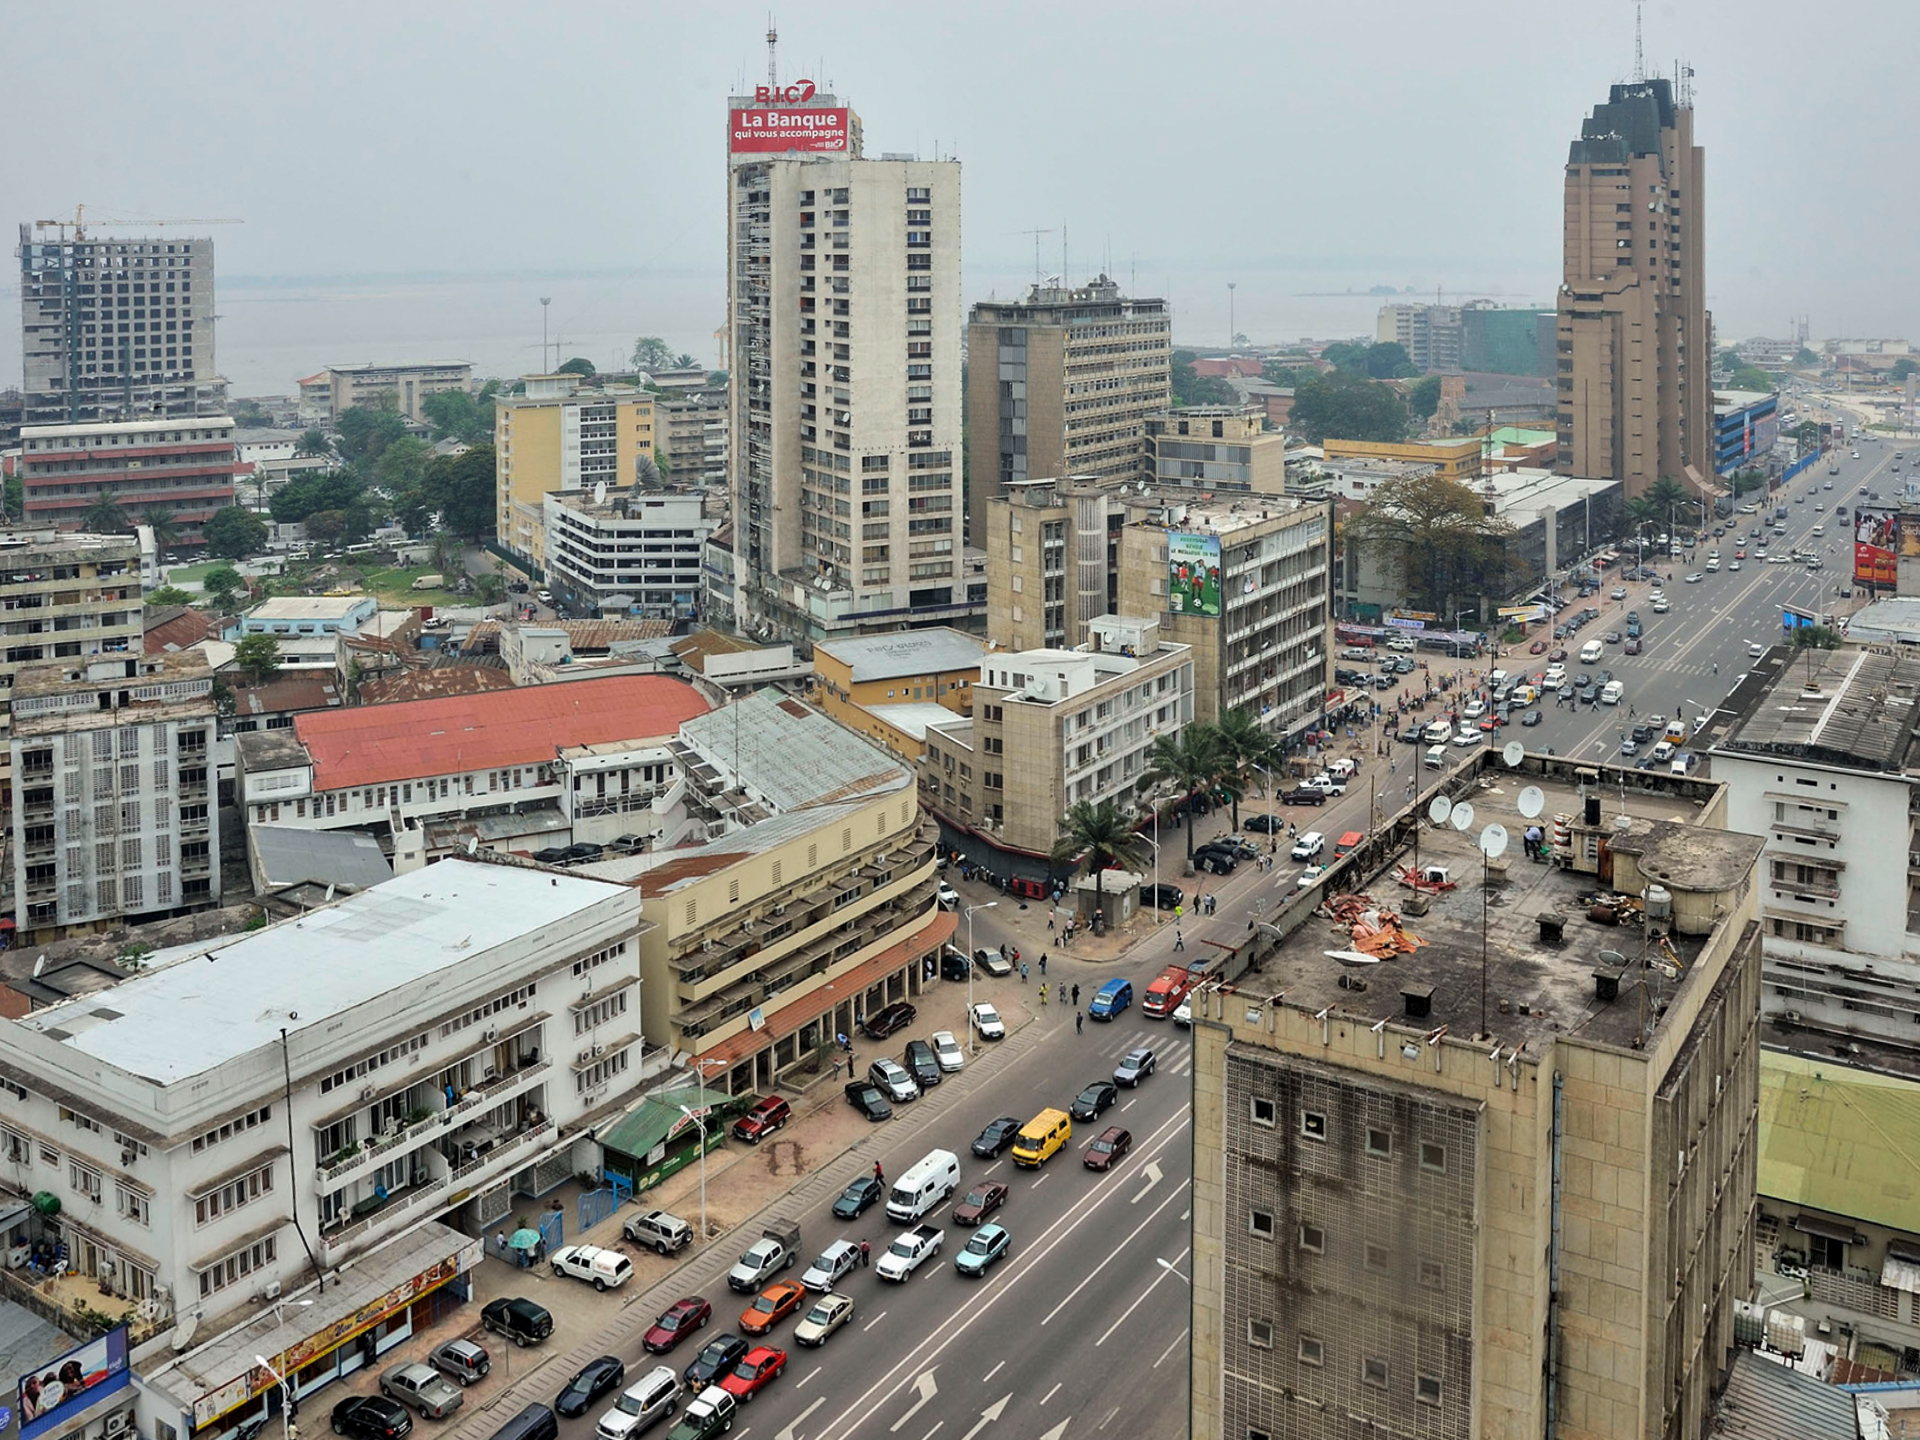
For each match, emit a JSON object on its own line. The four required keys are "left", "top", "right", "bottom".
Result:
{"left": 1542, "top": 665, "right": 1566, "bottom": 691}
{"left": 1705, "top": 557, "right": 1720, "bottom": 572}
{"left": 1812, "top": 524, "right": 1825, "bottom": 537}
{"left": 1423, "top": 745, "right": 1448, "bottom": 770}
{"left": 885, "top": 1148, "right": 961, "bottom": 1222}
{"left": 1600, "top": 681, "right": 1624, "bottom": 706}
{"left": 1423, "top": 720, "right": 1453, "bottom": 745}
{"left": 1579, "top": 639, "right": 1604, "bottom": 664}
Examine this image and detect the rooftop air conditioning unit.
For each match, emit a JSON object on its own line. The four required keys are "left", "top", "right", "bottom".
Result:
{"left": 360, "top": 1085, "right": 376, "bottom": 1101}
{"left": 482, "top": 1026, "right": 497, "bottom": 1043}
{"left": 772, "top": 904, "right": 787, "bottom": 916}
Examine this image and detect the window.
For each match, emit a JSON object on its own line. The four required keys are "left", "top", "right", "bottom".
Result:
{"left": 1249, "top": 1097, "right": 1275, "bottom": 1128}
{"left": 1297, "top": 1336, "right": 1324, "bottom": 1367}
{"left": 1365, "top": 1127, "right": 1392, "bottom": 1158}
{"left": 1362, "top": 1357, "right": 1389, "bottom": 1389}
{"left": 1298, "top": 1222, "right": 1324, "bottom": 1253}
{"left": 1420, "top": 1141, "right": 1447, "bottom": 1173}
{"left": 193, "top": 1161, "right": 275, "bottom": 1225}
{"left": 1249, "top": 1208, "right": 1276, "bottom": 1239}
{"left": 1247, "top": 1319, "right": 1273, "bottom": 1349}
{"left": 191, "top": 1106, "right": 270, "bottom": 1153}
{"left": 1300, "top": 1110, "right": 1327, "bottom": 1141}
{"left": 1364, "top": 1242, "right": 1390, "bottom": 1273}
{"left": 1419, "top": 1259, "right": 1445, "bottom": 1289}
{"left": 573, "top": 990, "right": 629, "bottom": 1035}
{"left": 69, "top": 1161, "right": 103, "bottom": 1201}
{"left": 1416, "top": 1375, "right": 1443, "bottom": 1406}
{"left": 570, "top": 939, "right": 627, "bottom": 978}
{"left": 198, "top": 1235, "right": 277, "bottom": 1298}
{"left": 575, "top": 1048, "right": 630, "bottom": 1093}
{"left": 117, "top": 1186, "right": 151, "bottom": 1227}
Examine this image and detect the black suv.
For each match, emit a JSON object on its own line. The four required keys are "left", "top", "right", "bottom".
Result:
{"left": 1280, "top": 786, "right": 1327, "bottom": 806}
{"left": 1193, "top": 846, "right": 1238, "bottom": 875}
{"left": 481, "top": 1297, "right": 554, "bottom": 1347}
{"left": 332, "top": 1398, "right": 412, "bottom": 1440}
{"left": 939, "top": 947, "right": 972, "bottom": 981}
{"left": 861, "top": 1001, "right": 917, "bottom": 1039}
{"left": 1141, "top": 882, "right": 1184, "bottom": 910}
{"left": 902, "top": 1039, "right": 941, "bottom": 1089}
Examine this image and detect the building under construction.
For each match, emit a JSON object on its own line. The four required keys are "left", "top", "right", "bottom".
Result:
{"left": 16, "top": 218, "right": 227, "bottom": 426}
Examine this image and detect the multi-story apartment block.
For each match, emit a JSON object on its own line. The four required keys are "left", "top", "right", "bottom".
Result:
{"left": 1188, "top": 751, "right": 1764, "bottom": 1440}
{"left": 1556, "top": 76, "right": 1709, "bottom": 496}
{"left": 15, "top": 224, "right": 225, "bottom": 426}
{"left": 919, "top": 615, "right": 1192, "bottom": 862}
{"left": 0, "top": 530, "right": 142, "bottom": 794}
{"left": 1115, "top": 493, "right": 1332, "bottom": 738}
{"left": 655, "top": 386, "right": 729, "bottom": 491}
{"left": 308, "top": 362, "right": 472, "bottom": 423}
{"left": 811, "top": 627, "right": 986, "bottom": 760}
{"left": 1142, "top": 405, "right": 1288, "bottom": 493}
{"left": 727, "top": 83, "right": 968, "bottom": 640}
{"left": 495, "top": 374, "right": 660, "bottom": 570}
{"left": 580, "top": 688, "right": 950, "bottom": 1092}
{"left": 0, "top": 860, "right": 647, "bottom": 1439}
{"left": 18, "top": 417, "right": 237, "bottom": 542}
{"left": 542, "top": 488, "right": 710, "bottom": 618}
{"left": 980, "top": 476, "right": 1128, "bottom": 654}
{"left": 1377, "top": 301, "right": 1464, "bottom": 373}
{"left": 964, "top": 277, "right": 1170, "bottom": 543}
{"left": 233, "top": 675, "right": 710, "bottom": 870}
{"left": 10, "top": 651, "right": 220, "bottom": 940}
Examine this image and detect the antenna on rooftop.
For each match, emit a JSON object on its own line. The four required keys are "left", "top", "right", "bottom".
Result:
{"left": 1632, "top": 0, "right": 1645, "bottom": 83}
{"left": 766, "top": 16, "right": 778, "bottom": 91}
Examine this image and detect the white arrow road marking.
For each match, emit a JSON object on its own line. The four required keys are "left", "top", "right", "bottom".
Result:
{"left": 889, "top": 1370, "right": 939, "bottom": 1433}
{"left": 1130, "top": 1160, "right": 1163, "bottom": 1204}
{"left": 954, "top": 1397, "right": 1010, "bottom": 1440}
{"left": 776, "top": 1398, "right": 824, "bottom": 1440}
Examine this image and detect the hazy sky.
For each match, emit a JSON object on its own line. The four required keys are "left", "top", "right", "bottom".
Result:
{"left": 6, "top": 0, "right": 1919, "bottom": 386}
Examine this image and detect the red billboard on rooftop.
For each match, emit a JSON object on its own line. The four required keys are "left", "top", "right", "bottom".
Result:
{"left": 729, "top": 105, "right": 849, "bottom": 154}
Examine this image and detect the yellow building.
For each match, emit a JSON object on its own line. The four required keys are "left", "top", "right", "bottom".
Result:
{"left": 811, "top": 628, "right": 988, "bottom": 760}
{"left": 495, "top": 374, "right": 658, "bottom": 571}
{"left": 1321, "top": 435, "right": 1485, "bottom": 481}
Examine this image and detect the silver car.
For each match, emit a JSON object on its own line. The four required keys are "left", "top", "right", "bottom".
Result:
{"left": 1113, "top": 1047, "right": 1157, "bottom": 1088}
{"left": 381, "top": 1362, "right": 465, "bottom": 1420}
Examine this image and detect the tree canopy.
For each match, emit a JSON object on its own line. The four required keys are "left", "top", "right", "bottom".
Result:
{"left": 631, "top": 336, "right": 676, "bottom": 371}
{"left": 373, "top": 435, "right": 431, "bottom": 497}
{"left": 1171, "top": 351, "right": 1239, "bottom": 407}
{"left": 270, "top": 470, "right": 368, "bottom": 524}
{"left": 558, "top": 357, "right": 597, "bottom": 377}
{"left": 420, "top": 387, "right": 494, "bottom": 446}
{"left": 335, "top": 394, "right": 408, "bottom": 464}
{"left": 1893, "top": 358, "right": 1919, "bottom": 382}
{"left": 203, "top": 506, "right": 267, "bottom": 561}
{"left": 1793, "top": 347, "right": 1820, "bottom": 367}
{"left": 1050, "top": 799, "right": 1147, "bottom": 901}
{"left": 81, "top": 495, "right": 131, "bottom": 534}
{"left": 1727, "top": 364, "right": 1777, "bottom": 393}
{"left": 1407, "top": 375, "right": 1443, "bottom": 420}
{"left": 412, "top": 445, "right": 497, "bottom": 540}
{"left": 1345, "top": 473, "right": 1518, "bottom": 613}
{"left": 233, "top": 634, "right": 281, "bottom": 684}
{"left": 1321, "top": 340, "right": 1417, "bottom": 379}
{"left": 1288, "top": 370, "right": 1411, "bottom": 444}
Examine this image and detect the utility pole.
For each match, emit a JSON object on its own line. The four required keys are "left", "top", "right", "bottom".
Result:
{"left": 540, "top": 298, "right": 552, "bottom": 373}
{"left": 1228, "top": 283, "right": 1237, "bottom": 349}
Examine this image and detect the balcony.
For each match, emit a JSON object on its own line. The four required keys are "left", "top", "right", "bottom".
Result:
{"left": 319, "top": 1173, "right": 452, "bottom": 1258}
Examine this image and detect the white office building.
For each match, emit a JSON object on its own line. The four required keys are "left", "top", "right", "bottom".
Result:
{"left": 542, "top": 488, "right": 710, "bottom": 619}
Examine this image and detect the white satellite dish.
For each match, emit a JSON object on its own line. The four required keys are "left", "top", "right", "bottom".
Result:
{"left": 1325, "top": 949, "right": 1383, "bottom": 967}
{"left": 593, "top": 480, "right": 609, "bottom": 506}
{"left": 1502, "top": 740, "right": 1525, "bottom": 768}
{"left": 1427, "top": 796, "right": 1453, "bottom": 824}
{"left": 169, "top": 1311, "right": 200, "bottom": 1351}
{"left": 1450, "top": 801, "right": 1475, "bottom": 832}
{"left": 1480, "top": 823, "right": 1509, "bottom": 859}
{"left": 31, "top": 954, "right": 45, "bottom": 979}
{"left": 1517, "top": 785, "right": 1546, "bottom": 819}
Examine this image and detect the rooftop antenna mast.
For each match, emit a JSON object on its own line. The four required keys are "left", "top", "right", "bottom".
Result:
{"left": 766, "top": 16, "right": 778, "bottom": 91}
{"left": 1632, "top": 0, "right": 1645, "bottom": 83}
{"left": 1018, "top": 228, "right": 1054, "bottom": 288}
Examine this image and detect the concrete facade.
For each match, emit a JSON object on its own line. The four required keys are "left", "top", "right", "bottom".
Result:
{"left": 495, "top": 375, "right": 660, "bottom": 570}
{"left": 812, "top": 627, "right": 986, "bottom": 753}
{"left": 982, "top": 476, "right": 1126, "bottom": 653}
{"left": 16, "top": 226, "right": 223, "bottom": 426}
{"left": 18, "top": 417, "right": 237, "bottom": 543}
{"left": 1144, "top": 405, "right": 1288, "bottom": 493}
{"left": 1556, "top": 78, "right": 1710, "bottom": 498}
{"left": 542, "top": 488, "right": 709, "bottom": 618}
{"left": 312, "top": 362, "right": 471, "bottom": 422}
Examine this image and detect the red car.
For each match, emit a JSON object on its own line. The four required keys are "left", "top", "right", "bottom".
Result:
{"left": 719, "top": 1345, "right": 787, "bottom": 1402}
{"left": 731, "top": 1096, "right": 792, "bottom": 1145}
{"left": 1085, "top": 1126, "right": 1132, "bottom": 1171}
{"left": 642, "top": 1296, "right": 711, "bottom": 1354}
{"left": 952, "top": 1181, "right": 1008, "bottom": 1227}
{"left": 1528, "top": 640, "right": 1547, "bottom": 654}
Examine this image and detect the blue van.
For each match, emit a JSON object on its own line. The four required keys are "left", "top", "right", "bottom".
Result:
{"left": 1088, "top": 978, "right": 1133, "bottom": 1021}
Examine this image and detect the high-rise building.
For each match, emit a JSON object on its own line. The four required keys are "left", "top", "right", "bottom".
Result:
{"left": 543, "top": 487, "right": 710, "bottom": 618}
{"left": 1556, "top": 76, "right": 1709, "bottom": 496}
{"left": 726, "top": 75, "right": 966, "bottom": 641}
{"left": 982, "top": 476, "right": 1125, "bottom": 654}
{"left": 495, "top": 374, "right": 659, "bottom": 570}
{"left": 1188, "top": 752, "right": 1763, "bottom": 1440}
{"left": 964, "top": 278, "right": 1170, "bottom": 543}
{"left": 1377, "top": 303, "right": 1463, "bottom": 372}
{"left": 15, "top": 224, "right": 225, "bottom": 426}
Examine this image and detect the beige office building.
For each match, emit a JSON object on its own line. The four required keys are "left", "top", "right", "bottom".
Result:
{"left": 1143, "top": 404, "right": 1288, "bottom": 493}
{"left": 307, "top": 362, "right": 472, "bottom": 422}
{"left": 1556, "top": 76, "right": 1709, "bottom": 497}
{"left": 726, "top": 85, "right": 966, "bottom": 640}
{"left": 495, "top": 374, "right": 659, "bottom": 570}
{"left": 919, "top": 615, "right": 1192, "bottom": 857}
{"left": 1188, "top": 751, "right": 1762, "bottom": 1440}
{"left": 964, "top": 277, "right": 1170, "bottom": 544}
{"left": 1114, "top": 494, "right": 1332, "bottom": 738}
{"left": 981, "top": 476, "right": 1128, "bottom": 653}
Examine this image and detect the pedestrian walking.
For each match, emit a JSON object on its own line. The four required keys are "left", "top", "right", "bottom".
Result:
{"left": 1071, "top": 982, "right": 1081, "bottom": 1007}
{"left": 1038, "top": 953, "right": 1047, "bottom": 977}
{"left": 1039, "top": 983, "right": 1049, "bottom": 1006}
{"left": 873, "top": 1159, "right": 884, "bottom": 1183}
{"left": 1174, "top": 927, "right": 1186, "bottom": 952}
{"left": 859, "top": 1239, "right": 871, "bottom": 1267}
{"left": 1020, "top": 961, "right": 1029, "bottom": 984}
{"left": 1075, "top": 1011, "right": 1083, "bottom": 1035}
{"left": 495, "top": 1229, "right": 507, "bottom": 1258}
{"left": 1047, "top": 914, "right": 1056, "bottom": 934}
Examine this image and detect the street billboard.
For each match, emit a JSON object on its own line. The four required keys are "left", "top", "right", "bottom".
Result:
{"left": 728, "top": 108, "right": 850, "bottom": 154}
{"left": 18, "top": 1326, "right": 129, "bottom": 1440}
{"left": 1854, "top": 507, "right": 1906, "bottom": 587}
{"left": 1166, "top": 532, "right": 1222, "bottom": 617}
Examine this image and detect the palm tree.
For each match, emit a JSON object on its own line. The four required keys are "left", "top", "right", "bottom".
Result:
{"left": 1050, "top": 798, "right": 1147, "bottom": 907}
{"left": 80, "top": 495, "right": 131, "bottom": 534}
{"left": 1211, "top": 707, "right": 1280, "bottom": 831}
{"left": 295, "top": 429, "right": 331, "bottom": 458}
{"left": 140, "top": 504, "right": 181, "bottom": 549}
{"left": 1142, "top": 726, "right": 1225, "bottom": 859}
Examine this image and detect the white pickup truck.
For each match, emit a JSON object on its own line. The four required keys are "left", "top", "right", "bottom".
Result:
{"left": 876, "top": 1225, "right": 944, "bottom": 1282}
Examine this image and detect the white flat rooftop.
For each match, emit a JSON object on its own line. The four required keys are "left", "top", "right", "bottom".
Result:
{"left": 15, "top": 861, "right": 632, "bottom": 1086}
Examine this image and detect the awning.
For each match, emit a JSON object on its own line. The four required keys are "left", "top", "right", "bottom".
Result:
{"left": 1882, "top": 1253, "right": 1920, "bottom": 1295}
{"left": 1791, "top": 1214, "right": 1865, "bottom": 1246}
{"left": 597, "top": 1085, "right": 735, "bottom": 1162}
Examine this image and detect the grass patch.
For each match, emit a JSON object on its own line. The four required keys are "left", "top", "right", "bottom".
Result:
{"left": 352, "top": 564, "right": 466, "bottom": 606}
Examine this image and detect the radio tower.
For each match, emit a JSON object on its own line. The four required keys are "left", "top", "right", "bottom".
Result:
{"left": 766, "top": 18, "right": 778, "bottom": 92}
{"left": 1632, "top": 0, "right": 1644, "bottom": 82}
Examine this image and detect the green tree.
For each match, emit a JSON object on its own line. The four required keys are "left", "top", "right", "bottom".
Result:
{"left": 474, "top": 573, "right": 508, "bottom": 606}
{"left": 1262, "top": 361, "right": 1313, "bottom": 388}
{"left": 1049, "top": 798, "right": 1147, "bottom": 906}
{"left": 1142, "top": 727, "right": 1226, "bottom": 861}
{"left": 631, "top": 336, "right": 676, "bottom": 371}
{"left": 3, "top": 472, "right": 22, "bottom": 523}
{"left": 144, "top": 586, "right": 195, "bottom": 608}
{"left": 1364, "top": 341, "right": 1417, "bottom": 379}
{"left": 295, "top": 429, "right": 331, "bottom": 457}
{"left": 270, "top": 471, "right": 366, "bottom": 524}
{"left": 1789, "top": 624, "right": 1843, "bottom": 651}
{"left": 201, "top": 564, "right": 245, "bottom": 612}
{"left": 1793, "top": 347, "right": 1820, "bottom": 368}
{"left": 233, "top": 633, "right": 281, "bottom": 684}
{"left": 1345, "top": 473, "right": 1519, "bottom": 614}
{"left": 1321, "top": 341, "right": 1370, "bottom": 373}
{"left": 1407, "top": 375, "right": 1443, "bottom": 420}
{"left": 203, "top": 505, "right": 267, "bottom": 560}
{"left": 1893, "top": 359, "right": 1919, "bottom": 382}
{"left": 1715, "top": 348, "right": 1740, "bottom": 371}
{"left": 335, "top": 397, "right": 407, "bottom": 464}
{"left": 418, "top": 445, "right": 497, "bottom": 540}
{"left": 1794, "top": 420, "right": 1824, "bottom": 446}
{"left": 1289, "top": 371, "right": 1411, "bottom": 444}
{"left": 557, "top": 357, "right": 597, "bottom": 377}
{"left": 140, "top": 503, "right": 180, "bottom": 549}
{"left": 230, "top": 399, "right": 274, "bottom": 428}
{"left": 1171, "top": 353, "right": 1239, "bottom": 407}
{"left": 1728, "top": 364, "right": 1777, "bottom": 393}
{"left": 304, "top": 510, "right": 348, "bottom": 546}
{"left": 420, "top": 389, "right": 492, "bottom": 446}
{"left": 1207, "top": 709, "right": 1276, "bottom": 832}
{"left": 654, "top": 448, "right": 673, "bottom": 485}
{"left": 81, "top": 494, "right": 132, "bottom": 533}
{"left": 374, "top": 435, "right": 431, "bottom": 497}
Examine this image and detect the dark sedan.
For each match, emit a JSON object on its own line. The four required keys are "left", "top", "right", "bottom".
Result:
{"left": 1070, "top": 1082, "right": 1118, "bottom": 1122}
{"left": 642, "top": 1297, "right": 711, "bottom": 1354}
{"left": 685, "top": 1334, "right": 750, "bottom": 1388}
{"left": 860, "top": 1002, "right": 917, "bottom": 1039}
{"left": 972, "top": 1116, "right": 1022, "bottom": 1159}
{"left": 331, "top": 1398, "right": 412, "bottom": 1440}
{"left": 555, "top": 1356, "right": 625, "bottom": 1418}
{"left": 1243, "top": 814, "right": 1283, "bottom": 834}
{"left": 843, "top": 1082, "right": 892, "bottom": 1122}
{"left": 953, "top": 1182, "right": 1009, "bottom": 1227}
{"left": 1084, "top": 1126, "right": 1133, "bottom": 1172}
{"left": 832, "top": 1175, "right": 884, "bottom": 1219}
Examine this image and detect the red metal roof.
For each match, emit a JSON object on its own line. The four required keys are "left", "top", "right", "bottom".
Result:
{"left": 294, "top": 675, "right": 709, "bottom": 791}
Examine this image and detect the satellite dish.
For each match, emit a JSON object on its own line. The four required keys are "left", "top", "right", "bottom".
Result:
{"left": 1480, "top": 823, "right": 1509, "bottom": 859}
{"left": 31, "top": 954, "right": 45, "bottom": 979}
{"left": 1325, "top": 949, "right": 1383, "bottom": 967}
{"left": 593, "top": 480, "right": 609, "bottom": 506}
{"left": 169, "top": 1312, "right": 200, "bottom": 1351}
{"left": 467, "top": 835, "right": 479, "bottom": 856}
{"left": 1518, "top": 785, "right": 1546, "bottom": 819}
{"left": 1427, "top": 796, "right": 1453, "bottom": 824}
{"left": 1450, "top": 801, "right": 1475, "bottom": 831}
{"left": 1502, "top": 740, "right": 1525, "bottom": 768}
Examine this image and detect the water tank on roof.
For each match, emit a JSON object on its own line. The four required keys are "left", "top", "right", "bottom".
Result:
{"left": 1645, "top": 884, "right": 1672, "bottom": 921}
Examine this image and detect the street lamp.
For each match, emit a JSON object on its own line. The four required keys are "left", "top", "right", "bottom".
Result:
{"left": 1140, "top": 834, "right": 1162, "bottom": 923}
{"left": 964, "top": 901, "right": 997, "bottom": 1053}
{"left": 676, "top": 1103, "right": 709, "bottom": 1247}
{"left": 252, "top": 1355, "right": 295, "bottom": 1440}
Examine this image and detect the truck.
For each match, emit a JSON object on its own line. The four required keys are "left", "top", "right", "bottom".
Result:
{"left": 875, "top": 1224, "right": 944, "bottom": 1282}
{"left": 1142, "top": 965, "right": 1196, "bottom": 1020}
{"left": 726, "top": 1216, "right": 801, "bottom": 1292}
{"left": 411, "top": 573, "right": 445, "bottom": 591}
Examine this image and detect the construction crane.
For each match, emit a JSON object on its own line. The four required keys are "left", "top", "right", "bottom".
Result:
{"left": 31, "top": 204, "right": 243, "bottom": 241}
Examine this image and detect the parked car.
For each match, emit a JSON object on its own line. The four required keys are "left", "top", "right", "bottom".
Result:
{"left": 1243, "top": 814, "right": 1283, "bottom": 834}
{"left": 970, "top": 1003, "right": 1006, "bottom": 1040}
{"left": 939, "top": 946, "right": 972, "bottom": 981}
{"left": 930, "top": 1031, "right": 964, "bottom": 1073}
{"left": 843, "top": 1082, "right": 892, "bottom": 1122}
{"left": 1141, "top": 882, "right": 1185, "bottom": 909}
{"left": 332, "top": 1397, "right": 412, "bottom": 1440}
{"left": 427, "top": 1340, "right": 491, "bottom": 1388}
{"left": 867, "top": 1057, "right": 920, "bottom": 1102}
{"left": 975, "top": 949, "right": 1014, "bottom": 978}
{"left": 482, "top": 1298, "right": 554, "bottom": 1347}
{"left": 902, "top": 1039, "right": 942, "bottom": 1089}
{"left": 549, "top": 1244, "right": 633, "bottom": 1291}
{"left": 643, "top": 1298, "right": 712, "bottom": 1355}
{"left": 1193, "top": 846, "right": 1238, "bottom": 875}
{"left": 624, "top": 1211, "right": 694, "bottom": 1256}
{"left": 380, "top": 1364, "right": 465, "bottom": 1421}
{"left": 860, "top": 1002, "right": 917, "bottom": 1039}
{"left": 1280, "top": 785, "right": 1327, "bottom": 806}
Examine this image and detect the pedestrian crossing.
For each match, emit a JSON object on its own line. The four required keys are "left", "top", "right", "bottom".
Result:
{"left": 1073, "top": 1024, "right": 1197, "bottom": 1078}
